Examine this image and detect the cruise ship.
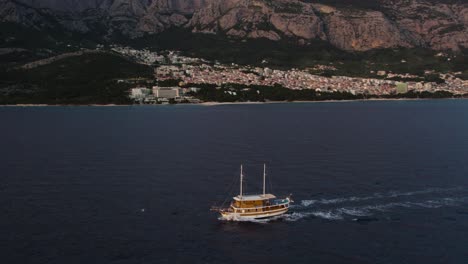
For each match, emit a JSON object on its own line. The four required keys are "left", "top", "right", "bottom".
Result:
{"left": 212, "top": 164, "right": 291, "bottom": 221}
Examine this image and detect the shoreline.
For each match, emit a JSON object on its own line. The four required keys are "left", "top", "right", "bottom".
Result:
{"left": 0, "top": 98, "right": 466, "bottom": 107}
{"left": 199, "top": 98, "right": 442, "bottom": 106}
{"left": 0, "top": 104, "right": 131, "bottom": 107}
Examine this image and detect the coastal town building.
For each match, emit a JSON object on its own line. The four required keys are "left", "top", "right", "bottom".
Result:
{"left": 130, "top": 86, "right": 201, "bottom": 104}
{"left": 152, "top": 87, "right": 180, "bottom": 99}
{"left": 154, "top": 62, "right": 467, "bottom": 96}
{"left": 130, "top": 87, "right": 151, "bottom": 99}
{"left": 396, "top": 83, "right": 409, "bottom": 94}
{"left": 108, "top": 45, "right": 467, "bottom": 99}
{"left": 116, "top": 46, "right": 467, "bottom": 100}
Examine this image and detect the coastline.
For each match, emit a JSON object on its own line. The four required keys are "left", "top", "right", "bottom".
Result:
{"left": 0, "top": 104, "right": 131, "bottom": 107}
{"left": 0, "top": 98, "right": 466, "bottom": 107}
{"left": 199, "top": 98, "right": 435, "bottom": 106}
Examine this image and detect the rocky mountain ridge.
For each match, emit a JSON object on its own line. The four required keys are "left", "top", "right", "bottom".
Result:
{"left": 1, "top": 0, "right": 467, "bottom": 51}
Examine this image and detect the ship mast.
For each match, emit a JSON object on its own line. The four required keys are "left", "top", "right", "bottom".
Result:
{"left": 263, "top": 163, "right": 266, "bottom": 196}
{"left": 240, "top": 164, "right": 243, "bottom": 197}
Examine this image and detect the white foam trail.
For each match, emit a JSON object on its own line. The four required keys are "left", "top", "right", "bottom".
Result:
{"left": 407, "top": 202, "right": 443, "bottom": 209}
{"left": 337, "top": 208, "right": 372, "bottom": 217}
{"left": 300, "top": 200, "right": 316, "bottom": 207}
{"left": 287, "top": 196, "right": 468, "bottom": 222}
{"left": 282, "top": 212, "right": 313, "bottom": 222}
{"left": 311, "top": 211, "right": 344, "bottom": 220}
{"left": 289, "top": 204, "right": 301, "bottom": 209}
{"left": 300, "top": 187, "right": 463, "bottom": 207}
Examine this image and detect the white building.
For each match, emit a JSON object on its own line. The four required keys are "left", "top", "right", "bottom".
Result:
{"left": 152, "top": 86, "right": 180, "bottom": 99}
{"left": 424, "top": 83, "right": 433, "bottom": 90}
{"left": 130, "top": 87, "right": 151, "bottom": 99}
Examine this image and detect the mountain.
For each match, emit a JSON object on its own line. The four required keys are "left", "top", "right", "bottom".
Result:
{"left": 1, "top": 0, "right": 467, "bottom": 51}
{"left": 0, "top": 51, "right": 154, "bottom": 104}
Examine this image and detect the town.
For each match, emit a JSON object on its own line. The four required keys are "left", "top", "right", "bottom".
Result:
{"left": 129, "top": 86, "right": 201, "bottom": 104}
{"left": 110, "top": 46, "right": 468, "bottom": 104}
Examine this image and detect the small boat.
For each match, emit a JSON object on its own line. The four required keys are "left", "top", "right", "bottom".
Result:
{"left": 212, "top": 164, "right": 292, "bottom": 221}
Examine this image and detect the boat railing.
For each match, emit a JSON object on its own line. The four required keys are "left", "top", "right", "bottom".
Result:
{"left": 231, "top": 199, "right": 290, "bottom": 211}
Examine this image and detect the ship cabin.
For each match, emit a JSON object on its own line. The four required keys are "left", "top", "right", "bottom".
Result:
{"left": 230, "top": 193, "right": 290, "bottom": 213}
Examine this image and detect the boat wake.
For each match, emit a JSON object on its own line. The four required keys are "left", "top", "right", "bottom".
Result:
{"left": 299, "top": 187, "right": 463, "bottom": 207}
{"left": 283, "top": 187, "right": 468, "bottom": 222}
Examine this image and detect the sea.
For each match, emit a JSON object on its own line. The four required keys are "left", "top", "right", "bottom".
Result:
{"left": 1, "top": 100, "right": 468, "bottom": 264}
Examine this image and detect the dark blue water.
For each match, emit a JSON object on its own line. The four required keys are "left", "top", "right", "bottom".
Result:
{"left": 1, "top": 100, "right": 468, "bottom": 264}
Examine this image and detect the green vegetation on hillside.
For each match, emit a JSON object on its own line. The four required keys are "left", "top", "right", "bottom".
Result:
{"left": 0, "top": 22, "right": 107, "bottom": 68}
{"left": 0, "top": 53, "right": 153, "bottom": 104}
{"left": 131, "top": 29, "right": 467, "bottom": 79}
{"left": 2, "top": 23, "right": 466, "bottom": 80}
{"left": 1, "top": 24, "right": 466, "bottom": 104}
{"left": 189, "top": 83, "right": 362, "bottom": 102}
{"left": 186, "top": 82, "right": 465, "bottom": 103}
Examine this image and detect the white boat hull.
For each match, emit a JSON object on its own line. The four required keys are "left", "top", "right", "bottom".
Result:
{"left": 220, "top": 207, "right": 289, "bottom": 221}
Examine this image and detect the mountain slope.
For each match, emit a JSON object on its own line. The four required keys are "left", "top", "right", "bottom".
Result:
{"left": 0, "top": 52, "right": 153, "bottom": 104}
{"left": 1, "top": 0, "right": 467, "bottom": 51}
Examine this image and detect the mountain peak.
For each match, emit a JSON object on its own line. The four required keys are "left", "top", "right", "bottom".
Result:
{"left": 1, "top": 0, "right": 467, "bottom": 51}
